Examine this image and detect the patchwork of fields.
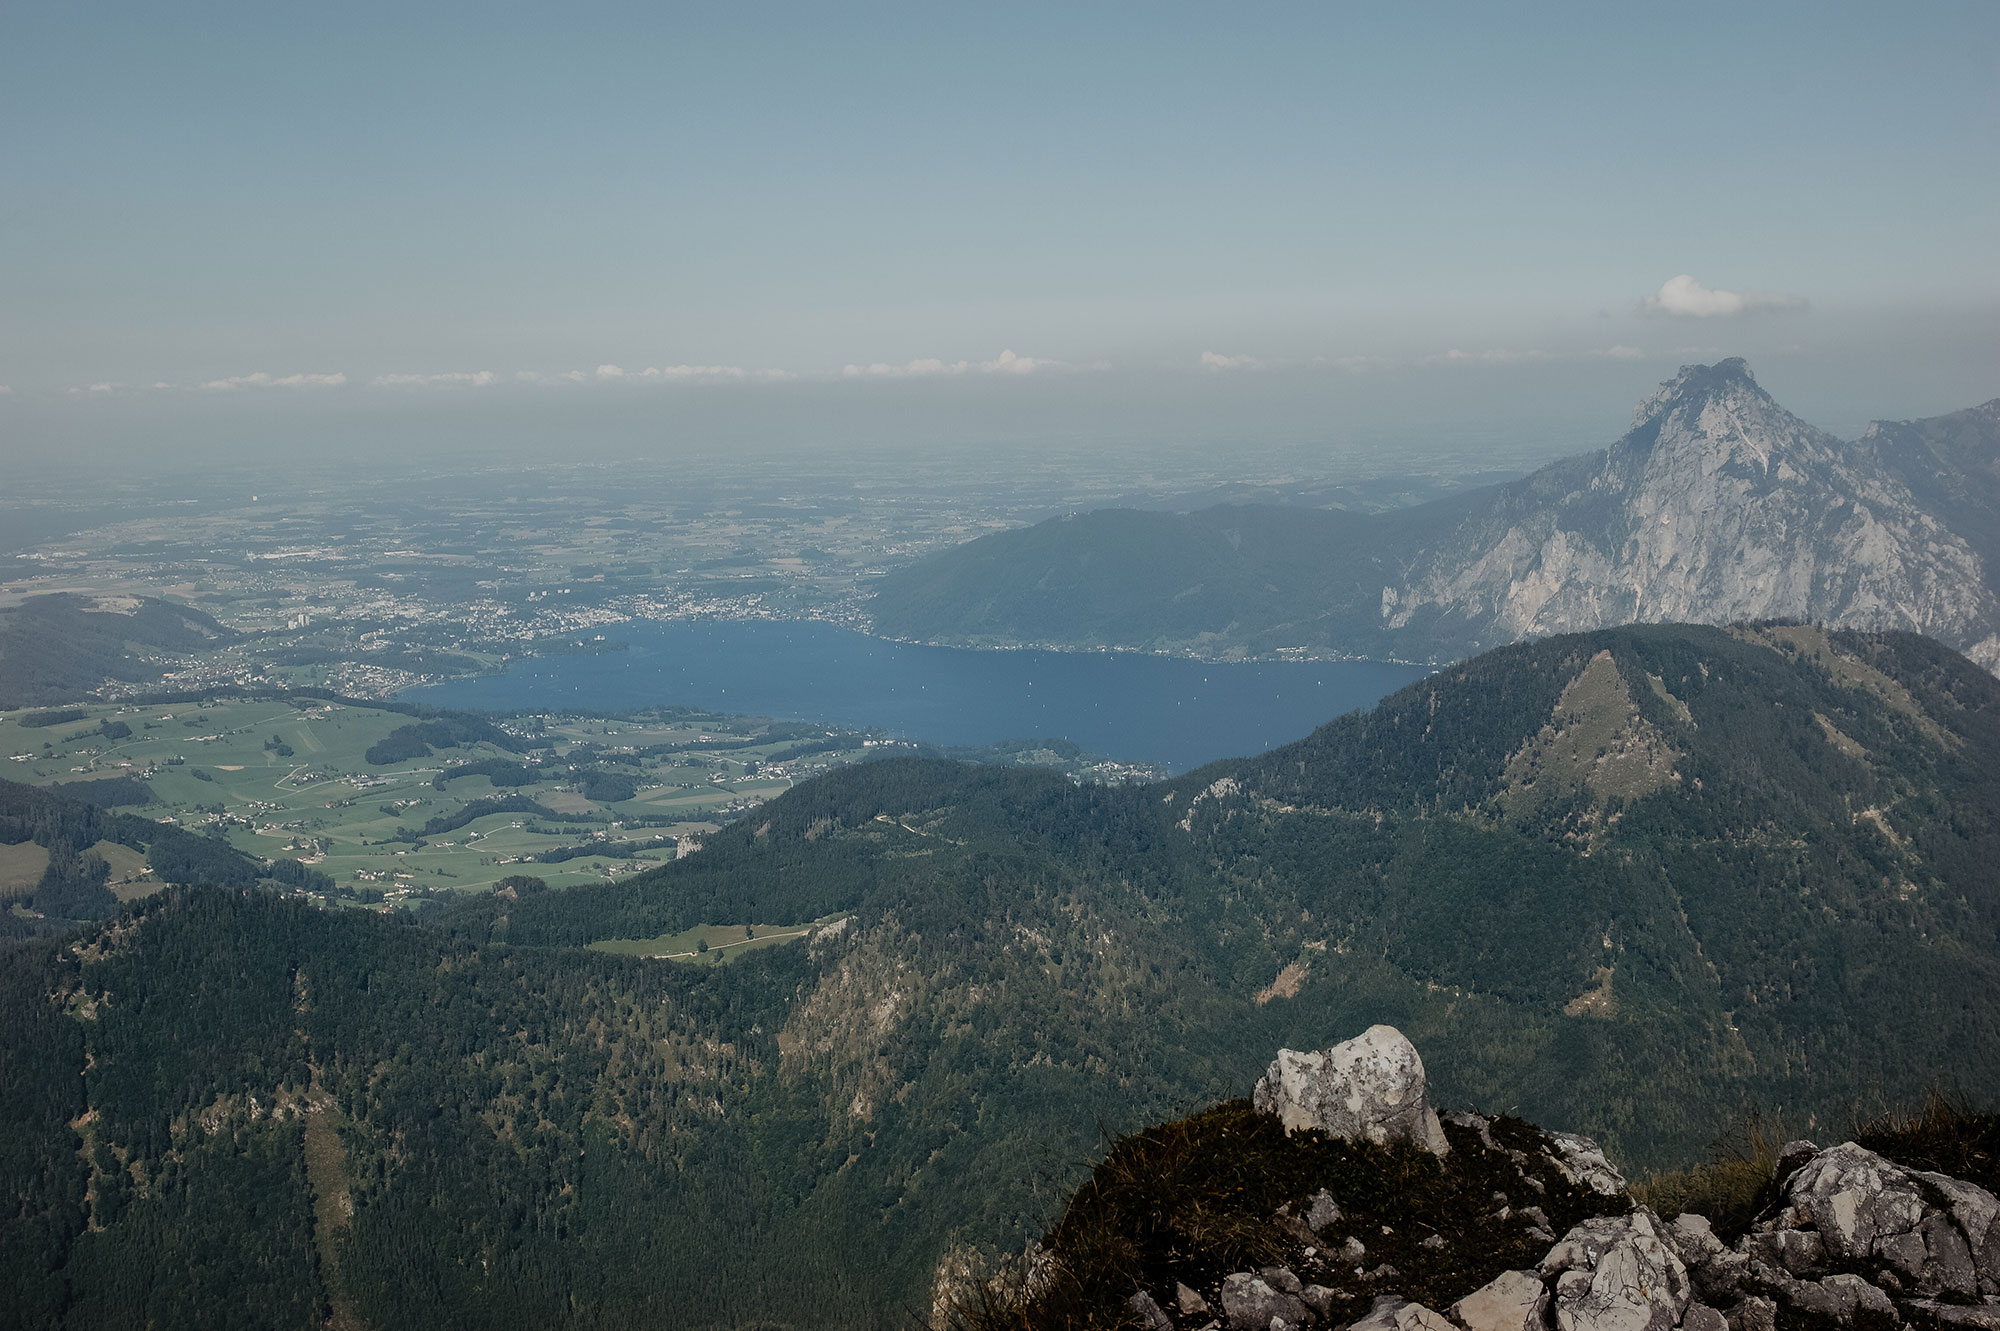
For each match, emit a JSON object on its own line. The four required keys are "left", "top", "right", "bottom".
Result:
{"left": 1, "top": 696, "right": 879, "bottom": 909}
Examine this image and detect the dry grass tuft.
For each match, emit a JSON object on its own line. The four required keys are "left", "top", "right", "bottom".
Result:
{"left": 1855, "top": 1088, "right": 2000, "bottom": 1195}
{"left": 1631, "top": 1110, "right": 1782, "bottom": 1238}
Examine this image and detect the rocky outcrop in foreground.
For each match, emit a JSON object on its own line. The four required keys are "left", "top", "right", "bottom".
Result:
{"left": 1253, "top": 1026, "right": 1452, "bottom": 1157}
{"left": 978, "top": 1027, "right": 2000, "bottom": 1331}
{"left": 1212, "top": 1130, "right": 2000, "bottom": 1331}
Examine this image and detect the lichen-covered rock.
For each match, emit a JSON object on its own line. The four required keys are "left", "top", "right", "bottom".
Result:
{"left": 1913, "top": 1172, "right": 1999, "bottom": 1262}
{"left": 1918, "top": 1211, "right": 1978, "bottom": 1297}
{"left": 1349, "top": 1294, "right": 1453, "bottom": 1331}
{"left": 1902, "top": 1297, "right": 2000, "bottom": 1330}
{"left": 1782, "top": 1143, "right": 1926, "bottom": 1265}
{"left": 1665, "top": 1215, "right": 1725, "bottom": 1269}
{"left": 1745, "top": 1229, "right": 1825, "bottom": 1278}
{"left": 1877, "top": 1231, "right": 1928, "bottom": 1282}
{"left": 1220, "top": 1272, "right": 1312, "bottom": 1330}
{"left": 1818, "top": 1274, "right": 1896, "bottom": 1330}
{"left": 1666, "top": 1216, "right": 1750, "bottom": 1307}
{"left": 1774, "top": 1141, "right": 1821, "bottom": 1187}
{"left": 1300, "top": 1285, "right": 1340, "bottom": 1320}
{"left": 1251, "top": 1025, "right": 1449, "bottom": 1156}
{"left": 1544, "top": 1132, "right": 1629, "bottom": 1199}
{"left": 1127, "top": 1289, "right": 1173, "bottom": 1331}
{"left": 1722, "top": 1295, "right": 1775, "bottom": 1331}
{"left": 1540, "top": 1209, "right": 1692, "bottom": 1331}
{"left": 1448, "top": 1269, "right": 1547, "bottom": 1331}
{"left": 1446, "top": 1110, "right": 1502, "bottom": 1152}
{"left": 1306, "top": 1188, "right": 1342, "bottom": 1232}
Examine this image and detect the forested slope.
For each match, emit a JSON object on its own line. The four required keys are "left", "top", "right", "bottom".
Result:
{"left": 4, "top": 623, "right": 1997, "bottom": 1329}
{"left": 0, "top": 594, "right": 236, "bottom": 708}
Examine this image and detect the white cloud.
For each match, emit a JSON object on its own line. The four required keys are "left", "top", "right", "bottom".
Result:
{"left": 372, "top": 371, "right": 498, "bottom": 388}
{"left": 0, "top": 385, "right": 14, "bottom": 395}
{"left": 508, "top": 363, "right": 793, "bottom": 386}
{"left": 1641, "top": 274, "right": 1807, "bottom": 318}
{"left": 201, "top": 371, "right": 347, "bottom": 390}
{"left": 1435, "top": 348, "right": 1549, "bottom": 366}
{"left": 1596, "top": 345, "right": 1645, "bottom": 359}
{"left": 841, "top": 348, "right": 1069, "bottom": 378}
{"left": 151, "top": 381, "right": 175, "bottom": 389}
{"left": 635, "top": 364, "right": 793, "bottom": 382}
{"left": 1199, "top": 351, "right": 1264, "bottom": 371}
{"left": 1311, "top": 354, "right": 1397, "bottom": 373}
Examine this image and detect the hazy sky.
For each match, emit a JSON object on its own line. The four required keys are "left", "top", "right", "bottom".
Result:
{"left": 3, "top": 1, "right": 1996, "bottom": 460}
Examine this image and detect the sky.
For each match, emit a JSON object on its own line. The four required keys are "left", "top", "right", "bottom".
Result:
{"left": 2, "top": 1, "right": 1996, "bottom": 467}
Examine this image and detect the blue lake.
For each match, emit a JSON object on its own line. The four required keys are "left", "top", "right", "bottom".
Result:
{"left": 407, "top": 621, "right": 1432, "bottom": 773}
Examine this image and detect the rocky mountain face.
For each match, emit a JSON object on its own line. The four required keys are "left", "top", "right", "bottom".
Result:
{"left": 1386, "top": 361, "right": 2000, "bottom": 672}
{"left": 869, "top": 363, "right": 2000, "bottom": 673}
{"left": 977, "top": 1025, "right": 2000, "bottom": 1331}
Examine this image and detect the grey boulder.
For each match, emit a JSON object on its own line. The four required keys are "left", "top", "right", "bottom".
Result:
{"left": 1782, "top": 1143, "right": 1926, "bottom": 1265}
{"left": 1128, "top": 1289, "right": 1173, "bottom": 1331}
{"left": 1347, "top": 1295, "right": 1453, "bottom": 1331}
{"left": 1541, "top": 1209, "right": 1692, "bottom": 1331}
{"left": 1219, "top": 1272, "right": 1312, "bottom": 1330}
{"left": 1448, "top": 1269, "right": 1548, "bottom": 1331}
{"left": 1544, "top": 1132, "right": 1630, "bottom": 1199}
{"left": 1251, "top": 1025, "right": 1449, "bottom": 1156}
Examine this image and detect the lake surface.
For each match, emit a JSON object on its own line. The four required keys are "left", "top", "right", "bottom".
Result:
{"left": 408, "top": 621, "right": 1431, "bottom": 773}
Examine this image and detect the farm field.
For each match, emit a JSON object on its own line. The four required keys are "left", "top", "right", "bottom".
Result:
{"left": 1, "top": 696, "right": 880, "bottom": 908}
{"left": 585, "top": 914, "right": 851, "bottom": 965}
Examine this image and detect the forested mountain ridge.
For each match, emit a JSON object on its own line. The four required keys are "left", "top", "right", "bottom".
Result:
{"left": 870, "top": 363, "right": 2000, "bottom": 672}
{"left": 4, "top": 623, "right": 1998, "bottom": 1330}
{"left": 0, "top": 593, "right": 238, "bottom": 709}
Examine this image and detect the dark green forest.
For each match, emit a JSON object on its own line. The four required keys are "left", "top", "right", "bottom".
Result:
{"left": 3, "top": 623, "right": 1998, "bottom": 1329}
{"left": 0, "top": 594, "right": 237, "bottom": 709}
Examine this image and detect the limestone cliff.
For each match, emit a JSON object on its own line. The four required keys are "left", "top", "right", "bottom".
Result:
{"left": 1386, "top": 361, "right": 2000, "bottom": 672}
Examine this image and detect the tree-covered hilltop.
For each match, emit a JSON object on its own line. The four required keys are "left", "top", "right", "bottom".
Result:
{"left": 2, "top": 623, "right": 1997, "bottom": 1330}
{"left": 865, "top": 490, "right": 1489, "bottom": 657}
{"left": 0, "top": 593, "right": 237, "bottom": 709}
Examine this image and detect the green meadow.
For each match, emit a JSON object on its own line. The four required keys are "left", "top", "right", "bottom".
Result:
{"left": 585, "top": 914, "right": 849, "bottom": 965}
{"left": 1, "top": 696, "right": 873, "bottom": 907}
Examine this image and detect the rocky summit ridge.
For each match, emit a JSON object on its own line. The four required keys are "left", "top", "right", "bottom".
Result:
{"left": 872, "top": 362, "right": 2000, "bottom": 673}
{"left": 971, "top": 1026, "right": 2000, "bottom": 1331}
{"left": 1386, "top": 360, "right": 2000, "bottom": 672}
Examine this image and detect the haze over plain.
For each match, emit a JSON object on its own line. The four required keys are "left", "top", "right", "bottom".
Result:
{"left": 3, "top": 1, "right": 1996, "bottom": 473}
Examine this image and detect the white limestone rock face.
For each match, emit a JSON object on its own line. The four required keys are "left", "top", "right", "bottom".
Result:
{"left": 1781, "top": 1142, "right": 1927, "bottom": 1265}
{"left": 1384, "top": 360, "right": 2000, "bottom": 671}
{"left": 1251, "top": 1024, "right": 1450, "bottom": 1156}
{"left": 1219, "top": 1271, "right": 1311, "bottom": 1330}
{"left": 1544, "top": 1131, "right": 1630, "bottom": 1199}
{"left": 1540, "top": 1209, "right": 1692, "bottom": 1331}
{"left": 1449, "top": 1269, "right": 1548, "bottom": 1331}
{"left": 1349, "top": 1295, "right": 1455, "bottom": 1331}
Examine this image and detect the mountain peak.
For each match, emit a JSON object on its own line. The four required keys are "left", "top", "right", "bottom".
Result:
{"left": 1630, "top": 357, "right": 1768, "bottom": 429}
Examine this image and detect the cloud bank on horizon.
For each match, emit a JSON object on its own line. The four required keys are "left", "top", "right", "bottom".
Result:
{"left": 1642, "top": 275, "right": 1808, "bottom": 319}
{"left": 841, "top": 349, "right": 1071, "bottom": 379}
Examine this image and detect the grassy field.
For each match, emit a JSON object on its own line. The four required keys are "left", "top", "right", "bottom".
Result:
{"left": 0, "top": 839, "right": 51, "bottom": 902}
{"left": 1, "top": 697, "right": 875, "bottom": 909}
{"left": 587, "top": 915, "right": 849, "bottom": 965}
